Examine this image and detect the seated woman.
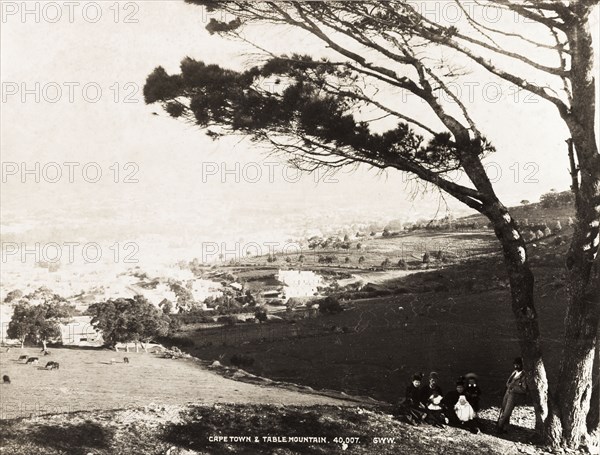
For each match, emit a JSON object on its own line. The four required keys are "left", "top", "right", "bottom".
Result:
{"left": 394, "top": 373, "right": 428, "bottom": 425}
{"left": 425, "top": 389, "right": 448, "bottom": 428}
{"left": 420, "top": 371, "right": 443, "bottom": 407}
{"left": 464, "top": 373, "right": 482, "bottom": 413}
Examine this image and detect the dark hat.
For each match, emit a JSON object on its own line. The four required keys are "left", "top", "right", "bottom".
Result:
{"left": 428, "top": 371, "right": 439, "bottom": 380}
{"left": 412, "top": 373, "right": 423, "bottom": 381}
{"left": 464, "top": 372, "right": 478, "bottom": 380}
{"left": 455, "top": 378, "right": 465, "bottom": 387}
{"left": 513, "top": 357, "right": 523, "bottom": 365}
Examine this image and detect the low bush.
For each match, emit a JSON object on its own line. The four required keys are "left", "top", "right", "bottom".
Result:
{"left": 318, "top": 296, "right": 344, "bottom": 315}
{"left": 254, "top": 308, "right": 268, "bottom": 322}
{"left": 216, "top": 315, "right": 238, "bottom": 326}
{"left": 157, "top": 335, "right": 195, "bottom": 348}
{"left": 230, "top": 353, "right": 255, "bottom": 368}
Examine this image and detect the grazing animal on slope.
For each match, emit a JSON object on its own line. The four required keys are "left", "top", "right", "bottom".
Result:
{"left": 25, "top": 357, "right": 39, "bottom": 365}
{"left": 123, "top": 357, "right": 129, "bottom": 364}
{"left": 18, "top": 355, "right": 28, "bottom": 361}
{"left": 45, "top": 361, "right": 59, "bottom": 370}
{"left": 2, "top": 375, "right": 10, "bottom": 384}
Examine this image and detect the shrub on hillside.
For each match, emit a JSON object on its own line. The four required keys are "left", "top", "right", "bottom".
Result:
{"left": 3, "top": 289, "right": 23, "bottom": 303}
{"left": 286, "top": 298, "right": 300, "bottom": 311}
{"left": 254, "top": 307, "right": 268, "bottom": 322}
{"left": 318, "top": 296, "right": 344, "bottom": 315}
{"left": 318, "top": 255, "right": 336, "bottom": 264}
{"left": 524, "top": 230, "right": 536, "bottom": 242}
{"left": 230, "top": 353, "right": 255, "bottom": 368}
{"left": 173, "top": 310, "right": 215, "bottom": 324}
{"left": 217, "top": 315, "right": 238, "bottom": 326}
{"left": 540, "top": 190, "right": 574, "bottom": 208}
{"left": 157, "top": 335, "right": 194, "bottom": 348}
{"left": 397, "top": 259, "right": 409, "bottom": 270}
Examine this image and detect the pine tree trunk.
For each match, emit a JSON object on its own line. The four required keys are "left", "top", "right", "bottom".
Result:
{"left": 491, "top": 197, "right": 599, "bottom": 450}
{"left": 553, "top": 206, "right": 599, "bottom": 448}
{"left": 487, "top": 203, "right": 552, "bottom": 436}
{"left": 586, "top": 377, "right": 599, "bottom": 453}
{"left": 555, "top": 12, "right": 600, "bottom": 450}
{"left": 554, "top": 286, "right": 598, "bottom": 447}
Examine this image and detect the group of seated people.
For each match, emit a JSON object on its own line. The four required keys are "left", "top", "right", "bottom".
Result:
{"left": 395, "top": 371, "right": 482, "bottom": 433}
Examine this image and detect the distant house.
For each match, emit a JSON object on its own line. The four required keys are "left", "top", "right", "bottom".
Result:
{"left": 60, "top": 316, "right": 103, "bottom": 346}
{"left": 263, "top": 289, "right": 283, "bottom": 300}
{"left": 229, "top": 282, "right": 243, "bottom": 291}
{"left": 276, "top": 270, "right": 323, "bottom": 299}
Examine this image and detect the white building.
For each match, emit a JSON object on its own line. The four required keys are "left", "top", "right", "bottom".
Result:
{"left": 276, "top": 270, "right": 323, "bottom": 299}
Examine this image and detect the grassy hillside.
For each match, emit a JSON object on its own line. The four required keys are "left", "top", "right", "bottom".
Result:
{"left": 0, "top": 347, "right": 348, "bottom": 421}
{"left": 1, "top": 197, "right": 587, "bottom": 455}
{"left": 0, "top": 402, "right": 551, "bottom": 455}
{"left": 459, "top": 197, "right": 574, "bottom": 228}
{"left": 177, "top": 224, "right": 574, "bottom": 407}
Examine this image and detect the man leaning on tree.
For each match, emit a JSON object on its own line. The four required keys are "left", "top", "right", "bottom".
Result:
{"left": 497, "top": 357, "right": 529, "bottom": 433}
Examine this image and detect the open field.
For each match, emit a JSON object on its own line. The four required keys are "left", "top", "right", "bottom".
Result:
{"left": 0, "top": 347, "right": 352, "bottom": 421}
{"left": 228, "top": 230, "right": 499, "bottom": 270}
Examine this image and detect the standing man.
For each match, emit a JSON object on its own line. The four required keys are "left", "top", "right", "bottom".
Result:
{"left": 497, "top": 357, "right": 528, "bottom": 433}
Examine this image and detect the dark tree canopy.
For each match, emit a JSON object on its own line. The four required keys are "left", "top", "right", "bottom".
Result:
{"left": 89, "top": 295, "right": 170, "bottom": 348}
{"left": 145, "top": 56, "right": 494, "bottom": 192}
{"left": 7, "top": 288, "right": 75, "bottom": 348}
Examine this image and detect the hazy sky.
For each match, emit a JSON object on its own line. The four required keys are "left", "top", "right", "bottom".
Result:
{"left": 1, "top": 1, "right": 599, "bottom": 250}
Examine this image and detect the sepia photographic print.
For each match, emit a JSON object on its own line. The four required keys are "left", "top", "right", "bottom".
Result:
{"left": 1, "top": 1, "right": 599, "bottom": 454}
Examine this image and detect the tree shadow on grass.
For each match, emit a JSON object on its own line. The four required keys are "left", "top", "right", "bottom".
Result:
{"left": 162, "top": 405, "right": 369, "bottom": 455}
{"left": 18, "top": 421, "right": 114, "bottom": 454}
{"left": 478, "top": 417, "right": 540, "bottom": 446}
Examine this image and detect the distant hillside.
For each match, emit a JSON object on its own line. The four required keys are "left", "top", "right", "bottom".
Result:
{"left": 458, "top": 190, "right": 574, "bottom": 227}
